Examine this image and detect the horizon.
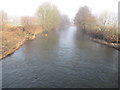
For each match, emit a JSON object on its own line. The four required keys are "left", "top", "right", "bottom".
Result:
{"left": 0, "top": 0, "right": 119, "bottom": 21}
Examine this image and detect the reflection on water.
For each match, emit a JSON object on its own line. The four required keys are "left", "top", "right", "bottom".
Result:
{"left": 2, "top": 26, "right": 118, "bottom": 88}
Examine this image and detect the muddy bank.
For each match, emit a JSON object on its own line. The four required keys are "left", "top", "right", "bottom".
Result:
{"left": 1, "top": 38, "right": 26, "bottom": 59}
{"left": 92, "top": 38, "right": 120, "bottom": 51}
{"left": 0, "top": 31, "right": 41, "bottom": 60}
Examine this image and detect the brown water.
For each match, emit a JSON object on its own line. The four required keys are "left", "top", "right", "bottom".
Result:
{"left": 2, "top": 26, "right": 118, "bottom": 88}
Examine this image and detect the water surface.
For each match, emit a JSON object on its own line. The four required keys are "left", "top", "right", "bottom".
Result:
{"left": 2, "top": 26, "right": 118, "bottom": 88}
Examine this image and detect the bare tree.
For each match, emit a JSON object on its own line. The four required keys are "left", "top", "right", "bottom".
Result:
{"left": 74, "top": 6, "right": 97, "bottom": 32}
{"left": 21, "top": 16, "right": 37, "bottom": 30}
{"left": 97, "top": 11, "right": 117, "bottom": 30}
{"left": 60, "top": 15, "right": 70, "bottom": 29}
{"left": 0, "top": 10, "right": 8, "bottom": 30}
{"left": 36, "top": 2, "right": 61, "bottom": 32}
{"left": 97, "top": 11, "right": 118, "bottom": 42}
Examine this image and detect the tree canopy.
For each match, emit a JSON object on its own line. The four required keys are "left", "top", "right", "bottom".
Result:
{"left": 36, "top": 2, "right": 61, "bottom": 32}
{"left": 74, "top": 6, "right": 97, "bottom": 32}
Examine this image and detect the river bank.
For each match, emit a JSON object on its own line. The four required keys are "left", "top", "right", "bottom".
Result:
{"left": 92, "top": 38, "right": 120, "bottom": 51}
{"left": 83, "top": 29, "right": 120, "bottom": 51}
{"left": 2, "top": 26, "right": 118, "bottom": 88}
{"left": 1, "top": 26, "right": 119, "bottom": 60}
{"left": 0, "top": 26, "right": 42, "bottom": 60}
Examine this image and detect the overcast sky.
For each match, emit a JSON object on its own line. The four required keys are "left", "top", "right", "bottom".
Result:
{"left": 0, "top": 0, "right": 119, "bottom": 20}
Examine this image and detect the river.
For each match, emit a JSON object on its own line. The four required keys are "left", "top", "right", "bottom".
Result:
{"left": 2, "top": 26, "right": 118, "bottom": 88}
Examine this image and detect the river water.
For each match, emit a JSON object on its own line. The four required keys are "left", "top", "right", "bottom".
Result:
{"left": 2, "top": 26, "right": 118, "bottom": 88}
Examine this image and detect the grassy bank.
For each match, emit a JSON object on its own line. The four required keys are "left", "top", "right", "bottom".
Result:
{"left": 0, "top": 25, "right": 42, "bottom": 60}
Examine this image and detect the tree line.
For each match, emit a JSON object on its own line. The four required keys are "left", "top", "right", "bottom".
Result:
{"left": 74, "top": 6, "right": 119, "bottom": 43}
{"left": 0, "top": 3, "right": 119, "bottom": 43}
{"left": 0, "top": 2, "right": 70, "bottom": 33}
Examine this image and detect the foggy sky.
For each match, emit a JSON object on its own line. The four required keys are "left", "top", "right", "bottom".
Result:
{"left": 0, "top": 0, "right": 119, "bottom": 21}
